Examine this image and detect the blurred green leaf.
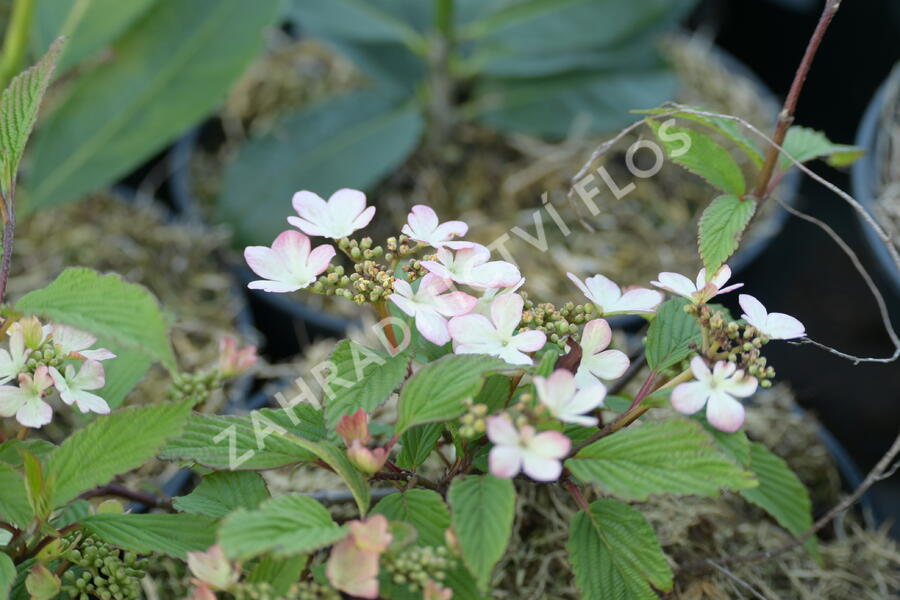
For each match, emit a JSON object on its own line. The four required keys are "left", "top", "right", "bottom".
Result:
{"left": 778, "top": 126, "right": 864, "bottom": 170}
{"left": 173, "top": 471, "right": 269, "bottom": 518}
{"left": 0, "top": 553, "right": 13, "bottom": 600}
{"left": 218, "top": 91, "right": 423, "bottom": 245}
{"left": 30, "top": 0, "right": 158, "bottom": 73}
{"left": 23, "top": 0, "right": 280, "bottom": 211}
{"left": 80, "top": 513, "right": 217, "bottom": 558}
{"left": 290, "top": 0, "right": 428, "bottom": 49}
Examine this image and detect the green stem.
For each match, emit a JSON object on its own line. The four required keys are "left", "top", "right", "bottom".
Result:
{"left": 0, "top": 0, "right": 37, "bottom": 90}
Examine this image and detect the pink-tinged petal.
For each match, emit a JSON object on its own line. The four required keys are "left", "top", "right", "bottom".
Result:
{"left": 247, "top": 280, "right": 300, "bottom": 293}
{"left": 717, "top": 282, "right": 744, "bottom": 295}
{"left": 706, "top": 392, "right": 745, "bottom": 433}
{"left": 349, "top": 515, "right": 392, "bottom": 553}
{"left": 671, "top": 381, "right": 710, "bottom": 415}
{"left": 511, "top": 330, "right": 546, "bottom": 353}
{"left": 568, "top": 386, "right": 606, "bottom": 414}
{"left": 351, "top": 205, "right": 376, "bottom": 231}
{"left": 497, "top": 347, "right": 534, "bottom": 366}
{"left": 580, "top": 319, "right": 612, "bottom": 354}
{"left": 407, "top": 205, "right": 439, "bottom": 233}
{"left": 286, "top": 215, "right": 328, "bottom": 238}
{"left": 433, "top": 220, "right": 468, "bottom": 241}
{"left": 765, "top": 313, "right": 806, "bottom": 340}
{"left": 51, "top": 324, "right": 96, "bottom": 354}
{"left": 712, "top": 361, "right": 736, "bottom": 379}
{"left": 486, "top": 415, "right": 519, "bottom": 446}
{"left": 418, "top": 273, "right": 451, "bottom": 296}
{"left": 448, "top": 314, "right": 495, "bottom": 345}
{"left": 695, "top": 268, "right": 709, "bottom": 289}
{"left": 80, "top": 348, "right": 116, "bottom": 361}
{"left": 573, "top": 367, "right": 601, "bottom": 390}
{"left": 585, "top": 350, "right": 629, "bottom": 380}
{"left": 432, "top": 292, "right": 477, "bottom": 317}
{"left": 489, "top": 445, "right": 523, "bottom": 479}
{"left": 535, "top": 370, "right": 576, "bottom": 411}
{"left": 67, "top": 390, "right": 110, "bottom": 415}
{"left": 528, "top": 430, "right": 571, "bottom": 459}
{"left": 457, "top": 244, "right": 491, "bottom": 265}
{"left": 468, "top": 261, "right": 521, "bottom": 289}
{"left": 689, "top": 356, "right": 711, "bottom": 382}
{"left": 272, "top": 229, "right": 311, "bottom": 263}
{"left": 615, "top": 288, "right": 663, "bottom": 313}
{"left": 652, "top": 272, "right": 696, "bottom": 298}
{"left": 388, "top": 294, "right": 417, "bottom": 318}
{"left": 33, "top": 366, "right": 54, "bottom": 392}
{"left": 710, "top": 265, "right": 732, "bottom": 289}
{"left": 442, "top": 240, "right": 477, "bottom": 250}
{"left": 725, "top": 373, "right": 758, "bottom": 398}
{"left": 420, "top": 260, "right": 452, "bottom": 280}
{"left": 0, "top": 386, "right": 28, "bottom": 417}
{"left": 17, "top": 399, "right": 52, "bottom": 428}
{"left": 521, "top": 453, "right": 563, "bottom": 482}
{"left": 329, "top": 188, "right": 367, "bottom": 219}
{"left": 738, "top": 294, "right": 768, "bottom": 328}
{"left": 244, "top": 246, "right": 286, "bottom": 282}
{"left": 392, "top": 279, "right": 414, "bottom": 299}
{"left": 74, "top": 360, "right": 105, "bottom": 390}
{"left": 564, "top": 414, "right": 599, "bottom": 427}
{"left": 306, "top": 244, "right": 336, "bottom": 275}
{"left": 566, "top": 272, "right": 590, "bottom": 298}
{"left": 584, "top": 274, "right": 621, "bottom": 308}
{"left": 415, "top": 311, "right": 451, "bottom": 346}
{"left": 490, "top": 294, "right": 524, "bottom": 337}
{"left": 292, "top": 190, "right": 329, "bottom": 222}
{"left": 326, "top": 537, "right": 380, "bottom": 599}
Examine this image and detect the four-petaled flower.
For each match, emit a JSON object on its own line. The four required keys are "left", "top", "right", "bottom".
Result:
{"left": 326, "top": 515, "right": 393, "bottom": 599}
{"left": 0, "top": 366, "right": 54, "bottom": 428}
{"left": 739, "top": 294, "right": 806, "bottom": 340}
{"left": 421, "top": 244, "right": 520, "bottom": 289}
{"left": 0, "top": 327, "right": 28, "bottom": 384}
{"left": 448, "top": 294, "right": 546, "bottom": 365}
{"left": 567, "top": 272, "right": 662, "bottom": 316}
{"left": 535, "top": 369, "right": 606, "bottom": 427}
{"left": 217, "top": 337, "right": 257, "bottom": 377}
{"left": 486, "top": 415, "right": 570, "bottom": 482}
{"left": 401, "top": 205, "right": 471, "bottom": 249}
{"left": 651, "top": 265, "right": 743, "bottom": 304}
{"left": 244, "top": 230, "right": 335, "bottom": 293}
{"left": 49, "top": 361, "right": 110, "bottom": 416}
{"left": 47, "top": 324, "right": 116, "bottom": 361}
{"left": 671, "top": 357, "right": 758, "bottom": 432}
{"left": 288, "top": 188, "right": 376, "bottom": 239}
{"left": 574, "top": 319, "right": 629, "bottom": 390}
{"left": 389, "top": 274, "right": 476, "bottom": 346}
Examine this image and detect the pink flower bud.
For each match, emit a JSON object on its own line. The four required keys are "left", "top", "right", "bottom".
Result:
{"left": 326, "top": 515, "right": 393, "bottom": 599}
{"left": 424, "top": 580, "right": 454, "bottom": 600}
{"left": 186, "top": 545, "right": 237, "bottom": 591}
{"left": 18, "top": 316, "right": 45, "bottom": 350}
{"left": 335, "top": 409, "right": 369, "bottom": 446}
{"left": 347, "top": 440, "right": 387, "bottom": 475}
{"left": 217, "top": 337, "right": 257, "bottom": 377}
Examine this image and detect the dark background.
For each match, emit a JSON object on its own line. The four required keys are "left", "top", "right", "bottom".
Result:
{"left": 697, "top": 0, "right": 900, "bottom": 531}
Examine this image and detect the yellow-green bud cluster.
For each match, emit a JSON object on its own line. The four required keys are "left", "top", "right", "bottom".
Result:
{"left": 383, "top": 545, "right": 455, "bottom": 595}
{"left": 401, "top": 258, "right": 429, "bottom": 283}
{"left": 232, "top": 581, "right": 341, "bottom": 600}
{"left": 60, "top": 534, "right": 148, "bottom": 600}
{"left": 520, "top": 299, "right": 583, "bottom": 349}
{"left": 168, "top": 371, "right": 224, "bottom": 405}
{"left": 338, "top": 237, "right": 385, "bottom": 262}
{"left": 458, "top": 399, "right": 489, "bottom": 438}
{"left": 694, "top": 305, "right": 777, "bottom": 387}
{"left": 25, "top": 340, "right": 65, "bottom": 372}
{"left": 384, "top": 235, "right": 419, "bottom": 262}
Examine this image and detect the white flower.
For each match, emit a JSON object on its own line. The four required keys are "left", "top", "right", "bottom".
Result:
{"left": 651, "top": 265, "right": 743, "bottom": 304}
{"left": 567, "top": 272, "right": 663, "bottom": 316}
{"left": 448, "top": 294, "right": 546, "bottom": 366}
{"left": 0, "top": 327, "right": 28, "bottom": 384}
{"left": 421, "top": 244, "right": 521, "bottom": 289}
{"left": 0, "top": 366, "right": 54, "bottom": 428}
{"left": 389, "top": 274, "right": 476, "bottom": 346}
{"left": 473, "top": 277, "right": 525, "bottom": 316}
{"left": 401, "top": 205, "right": 472, "bottom": 249}
{"left": 49, "top": 361, "right": 110, "bottom": 415}
{"left": 535, "top": 369, "right": 606, "bottom": 427}
{"left": 671, "top": 357, "right": 758, "bottom": 432}
{"left": 739, "top": 294, "right": 806, "bottom": 340}
{"left": 575, "top": 319, "right": 629, "bottom": 390}
{"left": 486, "top": 415, "right": 570, "bottom": 482}
{"left": 288, "top": 188, "right": 375, "bottom": 239}
{"left": 46, "top": 324, "right": 116, "bottom": 361}
{"left": 244, "top": 230, "right": 335, "bottom": 293}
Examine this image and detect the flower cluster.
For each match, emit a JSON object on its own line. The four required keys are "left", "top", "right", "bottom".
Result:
{"left": 246, "top": 191, "right": 808, "bottom": 485}
{"left": 0, "top": 318, "right": 116, "bottom": 428}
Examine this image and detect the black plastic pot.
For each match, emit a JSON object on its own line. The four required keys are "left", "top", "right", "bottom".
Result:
{"left": 851, "top": 63, "right": 900, "bottom": 301}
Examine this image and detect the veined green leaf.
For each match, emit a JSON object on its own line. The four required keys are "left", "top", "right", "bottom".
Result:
{"left": 218, "top": 90, "right": 423, "bottom": 245}
{"left": 448, "top": 475, "right": 515, "bottom": 590}
{"left": 322, "top": 340, "right": 410, "bottom": 431}
{"left": 45, "top": 401, "right": 192, "bottom": 508}
{"left": 290, "top": 0, "right": 427, "bottom": 49}
{"left": 219, "top": 495, "right": 346, "bottom": 560}
{"left": 568, "top": 498, "right": 673, "bottom": 599}
{"left": 646, "top": 118, "right": 746, "bottom": 195}
{"left": 698, "top": 194, "right": 757, "bottom": 275}
{"left": 24, "top": 0, "right": 280, "bottom": 211}
{"left": 644, "top": 298, "right": 701, "bottom": 371}
{"left": 0, "top": 38, "right": 62, "bottom": 195}
{"left": 0, "top": 553, "right": 14, "bottom": 600}
{"left": 80, "top": 513, "right": 217, "bottom": 558}
{"left": 778, "top": 126, "right": 864, "bottom": 170}
{"left": 395, "top": 424, "right": 444, "bottom": 470}
{"left": 372, "top": 489, "right": 450, "bottom": 547}
{"left": 173, "top": 471, "right": 269, "bottom": 518}
{"left": 396, "top": 355, "right": 513, "bottom": 434}
{"left": 740, "top": 442, "right": 820, "bottom": 559}
{"left": 566, "top": 419, "right": 757, "bottom": 500}
{"left": 246, "top": 555, "right": 308, "bottom": 595}
{"left": 0, "top": 465, "right": 31, "bottom": 528}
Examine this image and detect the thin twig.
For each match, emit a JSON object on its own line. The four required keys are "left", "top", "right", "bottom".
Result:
{"left": 78, "top": 483, "right": 173, "bottom": 510}
{"left": 706, "top": 560, "right": 771, "bottom": 600}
